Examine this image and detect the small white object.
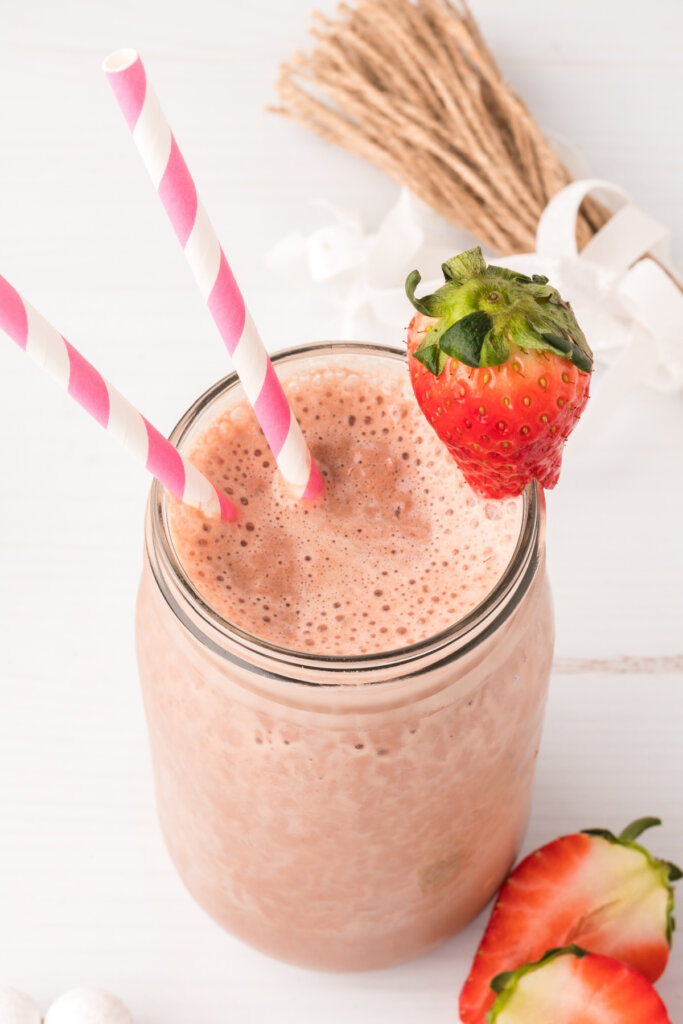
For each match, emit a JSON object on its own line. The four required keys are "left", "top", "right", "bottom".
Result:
{"left": 45, "top": 988, "right": 133, "bottom": 1024}
{"left": 0, "top": 988, "right": 42, "bottom": 1024}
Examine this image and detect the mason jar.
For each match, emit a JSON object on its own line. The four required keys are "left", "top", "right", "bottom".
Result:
{"left": 135, "top": 342, "right": 554, "bottom": 971}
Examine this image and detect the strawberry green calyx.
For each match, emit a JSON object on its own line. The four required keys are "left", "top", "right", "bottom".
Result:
{"left": 582, "top": 817, "right": 682, "bottom": 944}
{"left": 405, "top": 246, "right": 593, "bottom": 376}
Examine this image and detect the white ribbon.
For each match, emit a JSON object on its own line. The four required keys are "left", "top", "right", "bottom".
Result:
{"left": 265, "top": 181, "right": 683, "bottom": 394}
{"left": 511, "top": 179, "right": 683, "bottom": 393}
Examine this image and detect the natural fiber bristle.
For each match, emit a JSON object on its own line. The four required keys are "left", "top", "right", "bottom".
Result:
{"left": 271, "top": 0, "right": 608, "bottom": 254}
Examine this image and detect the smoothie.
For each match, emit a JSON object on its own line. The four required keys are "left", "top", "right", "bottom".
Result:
{"left": 136, "top": 343, "right": 554, "bottom": 970}
{"left": 168, "top": 355, "right": 522, "bottom": 653}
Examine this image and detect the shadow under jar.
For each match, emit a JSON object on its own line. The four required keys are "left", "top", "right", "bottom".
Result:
{"left": 136, "top": 342, "right": 554, "bottom": 972}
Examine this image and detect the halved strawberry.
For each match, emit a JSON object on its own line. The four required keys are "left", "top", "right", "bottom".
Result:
{"left": 486, "top": 946, "right": 672, "bottom": 1023}
{"left": 460, "top": 817, "right": 681, "bottom": 1024}
{"left": 405, "top": 247, "right": 592, "bottom": 498}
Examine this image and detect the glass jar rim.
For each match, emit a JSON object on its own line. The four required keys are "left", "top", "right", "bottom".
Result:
{"left": 146, "top": 341, "right": 544, "bottom": 687}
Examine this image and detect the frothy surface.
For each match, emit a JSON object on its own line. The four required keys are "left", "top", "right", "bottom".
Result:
{"left": 169, "top": 355, "right": 522, "bottom": 654}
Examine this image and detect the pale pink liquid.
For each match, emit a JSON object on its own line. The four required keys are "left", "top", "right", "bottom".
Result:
{"left": 136, "top": 349, "right": 553, "bottom": 970}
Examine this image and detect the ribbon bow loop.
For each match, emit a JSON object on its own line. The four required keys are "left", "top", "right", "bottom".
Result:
{"left": 531, "top": 179, "right": 683, "bottom": 393}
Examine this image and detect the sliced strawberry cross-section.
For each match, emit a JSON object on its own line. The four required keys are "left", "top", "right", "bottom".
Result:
{"left": 460, "top": 817, "right": 681, "bottom": 1024}
{"left": 486, "top": 946, "right": 672, "bottom": 1023}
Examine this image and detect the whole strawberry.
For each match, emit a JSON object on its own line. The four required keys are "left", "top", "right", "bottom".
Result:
{"left": 405, "top": 247, "right": 593, "bottom": 498}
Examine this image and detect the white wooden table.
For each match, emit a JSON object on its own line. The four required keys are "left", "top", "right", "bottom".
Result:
{"left": 1, "top": 1, "right": 682, "bottom": 1020}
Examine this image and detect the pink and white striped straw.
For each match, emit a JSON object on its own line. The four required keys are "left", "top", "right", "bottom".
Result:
{"left": 103, "top": 48, "right": 324, "bottom": 503}
{"left": 0, "top": 274, "right": 237, "bottom": 522}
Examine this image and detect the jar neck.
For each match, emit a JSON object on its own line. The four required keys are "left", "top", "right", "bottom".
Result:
{"left": 145, "top": 342, "right": 546, "bottom": 691}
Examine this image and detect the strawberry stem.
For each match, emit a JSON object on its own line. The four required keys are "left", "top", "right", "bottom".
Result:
{"left": 619, "top": 817, "right": 662, "bottom": 842}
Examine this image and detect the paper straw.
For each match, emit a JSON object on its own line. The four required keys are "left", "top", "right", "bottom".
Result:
{"left": 103, "top": 48, "right": 324, "bottom": 502}
{"left": 0, "top": 274, "right": 237, "bottom": 522}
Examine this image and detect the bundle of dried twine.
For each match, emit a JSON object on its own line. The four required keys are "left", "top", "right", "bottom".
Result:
{"left": 271, "top": 0, "right": 608, "bottom": 255}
